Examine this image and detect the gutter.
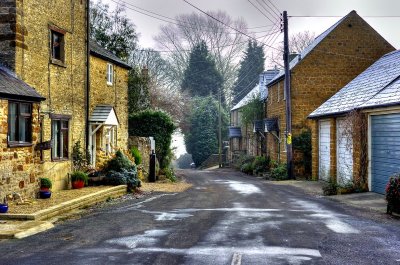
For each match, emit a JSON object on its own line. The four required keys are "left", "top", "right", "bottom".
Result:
{"left": 85, "top": 0, "right": 90, "bottom": 152}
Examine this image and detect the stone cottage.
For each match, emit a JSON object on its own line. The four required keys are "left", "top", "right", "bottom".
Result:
{"left": 229, "top": 69, "right": 278, "bottom": 163}
{"left": 0, "top": 1, "right": 134, "bottom": 199}
{"left": 264, "top": 10, "right": 394, "bottom": 177}
{"left": 89, "top": 41, "right": 131, "bottom": 167}
{"left": 0, "top": 0, "right": 88, "bottom": 197}
{"left": 309, "top": 50, "right": 400, "bottom": 194}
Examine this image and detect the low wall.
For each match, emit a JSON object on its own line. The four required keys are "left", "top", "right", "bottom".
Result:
{"left": 128, "top": 136, "right": 151, "bottom": 178}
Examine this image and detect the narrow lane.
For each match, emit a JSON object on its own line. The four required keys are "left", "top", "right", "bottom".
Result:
{"left": 0, "top": 168, "right": 399, "bottom": 265}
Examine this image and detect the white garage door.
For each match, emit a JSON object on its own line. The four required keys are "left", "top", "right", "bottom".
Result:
{"left": 336, "top": 118, "right": 353, "bottom": 185}
{"left": 319, "top": 120, "right": 330, "bottom": 181}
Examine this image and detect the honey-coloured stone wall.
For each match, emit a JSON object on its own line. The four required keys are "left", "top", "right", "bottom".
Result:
{"left": 0, "top": 0, "right": 87, "bottom": 196}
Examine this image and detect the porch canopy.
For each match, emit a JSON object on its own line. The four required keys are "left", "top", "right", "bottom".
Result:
{"left": 89, "top": 105, "right": 119, "bottom": 126}
{"left": 89, "top": 105, "right": 119, "bottom": 165}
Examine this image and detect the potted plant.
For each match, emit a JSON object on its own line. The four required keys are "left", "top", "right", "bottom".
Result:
{"left": 39, "top": 177, "right": 52, "bottom": 199}
{"left": 0, "top": 197, "right": 8, "bottom": 213}
{"left": 71, "top": 171, "right": 88, "bottom": 189}
{"left": 386, "top": 174, "right": 400, "bottom": 215}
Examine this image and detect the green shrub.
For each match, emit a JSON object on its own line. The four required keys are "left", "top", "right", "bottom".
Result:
{"left": 322, "top": 178, "right": 338, "bottom": 196}
{"left": 292, "top": 129, "right": 311, "bottom": 176}
{"left": 105, "top": 150, "right": 135, "bottom": 172}
{"left": 164, "top": 167, "right": 177, "bottom": 182}
{"left": 103, "top": 168, "right": 141, "bottom": 192}
{"left": 40, "top": 178, "right": 52, "bottom": 189}
{"left": 241, "top": 162, "right": 254, "bottom": 175}
{"left": 71, "top": 171, "right": 89, "bottom": 186}
{"left": 130, "top": 147, "right": 142, "bottom": 165}
{"left": 270, "top": 163, "right": 288, "bottom": 180}
{"left": 252, "top": 156, "right": 271, "bottom": 174}
{"left": 233, "top": 154, "right": 255, "bottom": 170}
{"left": 386, "top": 174, "right": 400, "bottom": 214}
{"left": 129, "top": 110, "right": 175, "bottom": 169}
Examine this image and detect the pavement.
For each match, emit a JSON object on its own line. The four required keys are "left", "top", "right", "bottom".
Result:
{"left": 268, "top": 179, "right": 388, "bottom": 213}
{"left": 0, "top": 185, "right": 126, "bottom": 239}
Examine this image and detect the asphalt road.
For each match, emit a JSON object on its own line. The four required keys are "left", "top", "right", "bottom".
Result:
{"left": 1, "top": 168, "right": 400, "bottom": 265}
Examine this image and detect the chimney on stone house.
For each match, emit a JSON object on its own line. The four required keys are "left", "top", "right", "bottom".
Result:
{"left": 141, "top": 66, "right": 148, "bottom": 77}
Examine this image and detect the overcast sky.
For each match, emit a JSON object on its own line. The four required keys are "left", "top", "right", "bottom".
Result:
{"left": 106, "top": 0, "right": 400, "bottom": 50}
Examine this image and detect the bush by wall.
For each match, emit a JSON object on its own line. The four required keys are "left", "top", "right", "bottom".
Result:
{"left": 129, "top": 110, "right": 175, "bottom": 169}
{"left": 386, "top": 174, "right": 400, "bottom": 214}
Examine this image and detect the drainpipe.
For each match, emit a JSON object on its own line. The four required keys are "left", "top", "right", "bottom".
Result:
{"left": 85, "top": 0, "right": 90, "bottom": 153}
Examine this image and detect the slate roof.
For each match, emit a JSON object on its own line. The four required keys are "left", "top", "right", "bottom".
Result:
{"left": 0, "top": 66, "right": 45, "bottom": 102}
{"left": 267, "top": 11, "right": 354, "bottom": 87}
{"left": 309, "top": 50, "right": 400, "bottom": 118}
{"left": 231, "top": 84, "right": 259, "bottom": 111}
{"left": 231, "top": 69, "right": 279, "bottom": 111}
{"left": 89, "top": 105, "right": 119, "bottom": 124}
{"left": 90, "top": 41, "right": 132, "bottom": 69}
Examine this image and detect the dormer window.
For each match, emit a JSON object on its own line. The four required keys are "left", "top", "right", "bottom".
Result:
{"left": 107, "top": 63, "right": 113, "bottom": 85}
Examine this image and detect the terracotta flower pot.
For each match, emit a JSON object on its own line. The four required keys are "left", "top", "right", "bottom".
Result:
{"left": 72, "top": 180, "right": 85, "bottom": 189}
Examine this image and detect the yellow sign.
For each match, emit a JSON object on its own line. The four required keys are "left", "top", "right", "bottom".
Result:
{"left": 287, "top": 133, "right": 292, "bottom": 145}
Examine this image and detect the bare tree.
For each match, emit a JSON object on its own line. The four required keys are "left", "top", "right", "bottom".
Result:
{"left": 154, "top": 11, "right": 252, "bottom": 104}
{"left": 267, "top": 30, "right": 315, "bottom": 68}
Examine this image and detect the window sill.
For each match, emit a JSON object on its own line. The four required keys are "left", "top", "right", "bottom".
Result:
{"left": 8, "top": 142, "right": 33, "bottom": 148}
{"left": 107, "top": 82, "right": 113, "bottom": 86}
{"left": 52, "top": 158, "right": 69, "bottom": 162}
{"left": 50, "top": 58, "right": 67, "bottom": 68}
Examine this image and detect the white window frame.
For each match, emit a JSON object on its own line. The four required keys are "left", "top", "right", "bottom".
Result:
{"left": 107, "top": 63, "right": 113, "bottom": 85}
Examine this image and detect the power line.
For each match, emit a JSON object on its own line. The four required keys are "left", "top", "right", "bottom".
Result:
{"left": 182, "top": 0, "right": 281, "bottom": 52}
{"left": 255, "top": 0, "right": 280, "bottom": 20}
{"left": 135, "top": 30, "right": 281, "bottom": 53}
{"left": 112, "top": 0, "right": 275, "bottom": 35}
{"left": 263, "top": 0, "right": 281, "bottom": 15}
{"left": 247, "top": 0, "right": 278, "bottom": 24}
{"left": 289, "top": 15, "right": 400, "bottom": 18}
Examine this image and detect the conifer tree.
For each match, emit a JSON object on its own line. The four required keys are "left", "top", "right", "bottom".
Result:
{"left": 232, "top": 41, "right": 265, "bottom": 105}
{"left": 181, "top": 41, "right": 224, "bottom": 104}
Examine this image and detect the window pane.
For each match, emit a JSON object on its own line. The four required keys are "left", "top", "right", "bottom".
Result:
{"left": 62, "top": 120, "right": 68, "bottom": 129}
{"left": 52, "top": 32, "right": 61, "bottom": 60}
{"left": 19, "top": 117, "right": 31, "bottom": 142}
{"left": 8, "top": 103, "right": 17, "bottom": 141}
{"left": 20, "top": 103, "right": 31, "bottom": 114}
{"left": 62, "top": 129, "right": 68, "bottom": 158}
{"left": 52, "top": 121, "right": 60, "bottom": 158}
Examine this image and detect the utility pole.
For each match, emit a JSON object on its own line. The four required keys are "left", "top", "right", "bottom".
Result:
{"left": 218, "top": 86, "right": 222, "bottom": 168}
{"left": 283, "top": 11, "right": 294, "bottom": 179}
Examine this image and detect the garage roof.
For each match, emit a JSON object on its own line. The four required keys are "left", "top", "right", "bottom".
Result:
{"left": 309, "top": 50, "right": 400, "bottom": 118}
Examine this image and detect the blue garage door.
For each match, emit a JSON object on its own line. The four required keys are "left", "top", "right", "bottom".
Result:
{"left": 371, "top": 113, "right": 400, "bottom": 194}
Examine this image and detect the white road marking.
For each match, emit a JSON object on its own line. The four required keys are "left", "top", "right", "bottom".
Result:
{"left": 83, "top": 246, "right": 321, "bottom": 258}
{"left": 231, "top": 253, "right": 242, "bottom": 265}
{"left": 113, "top": 193, "right": 178, "bottom": 212}
{"left": 213, "top": 180, "right": 262, "bottom": 194}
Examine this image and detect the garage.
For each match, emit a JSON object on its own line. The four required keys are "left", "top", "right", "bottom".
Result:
{"left": 370, "top": 113, "right": 400, "bottom": 194}
{"left": 336, "top": 118, "right": 353, "bottom": 185}
{"left": 319, "top": 120, "right": 330, "bottom": 181}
